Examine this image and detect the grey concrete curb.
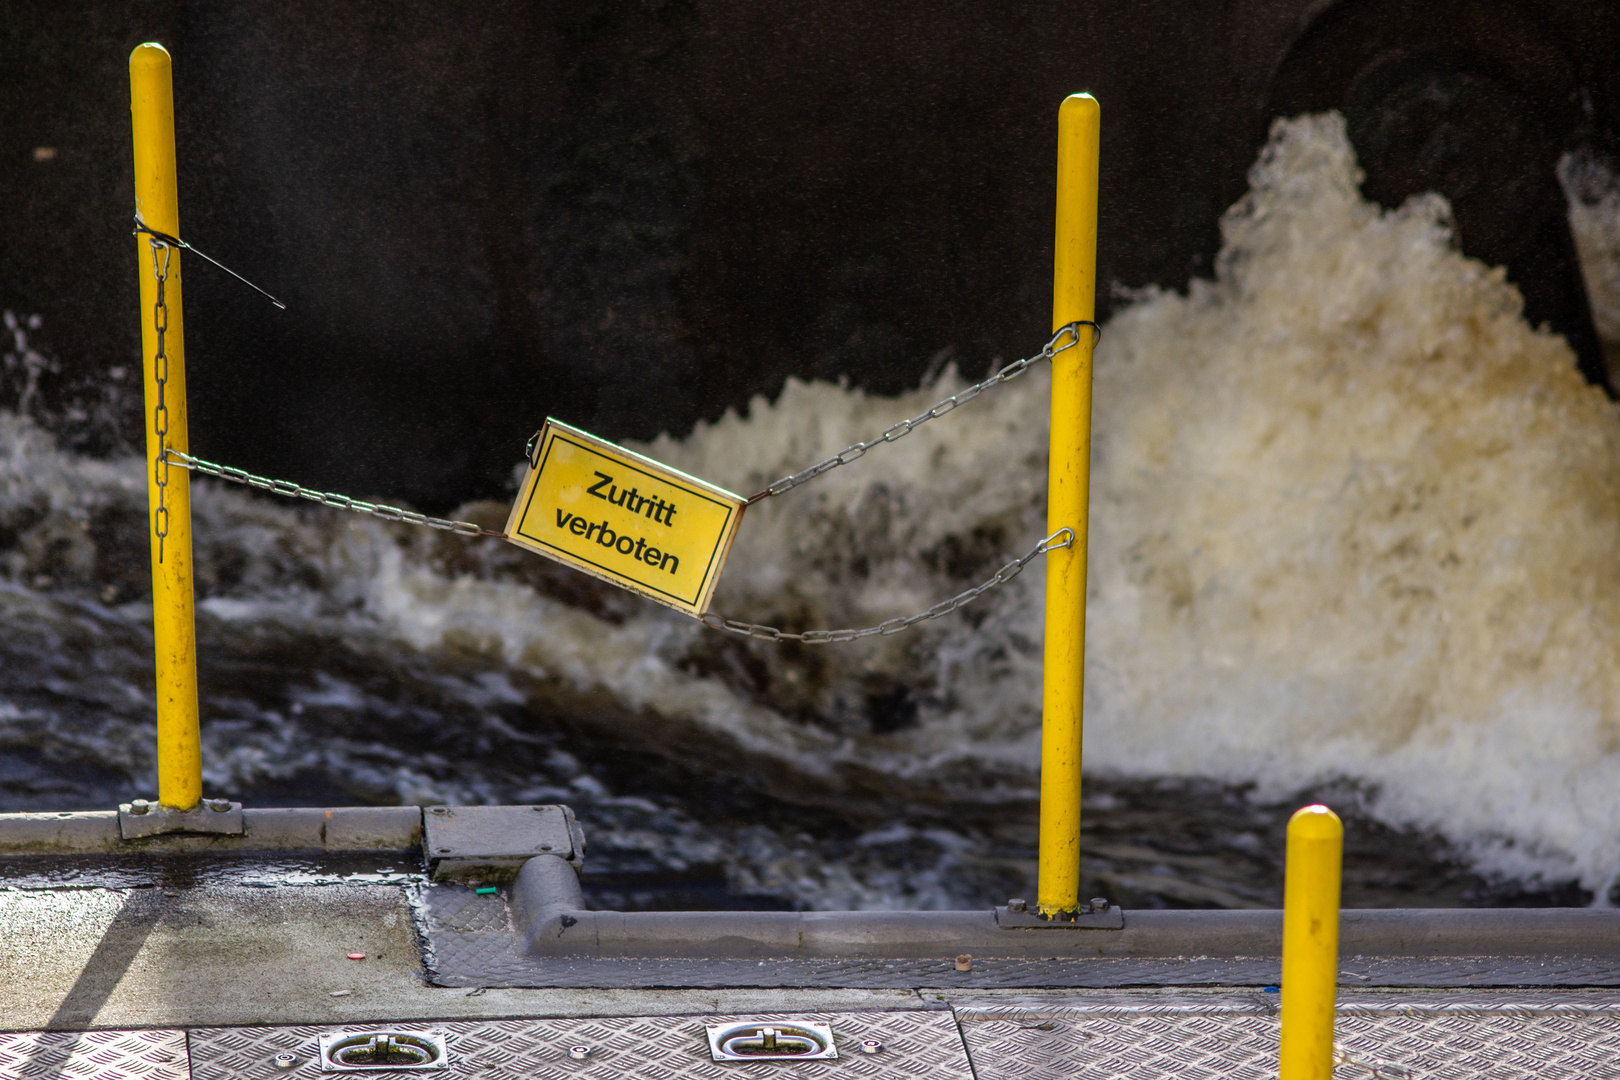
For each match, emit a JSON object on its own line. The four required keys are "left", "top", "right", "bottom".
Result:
{"left": 0, "top": 806, "right": 422, "bottom": 855}
{"left": 510, "top": 854, "right": 1620, "bottom": 961}
{"left": 7, "top": 806, "right": 1616, "bottom": 969}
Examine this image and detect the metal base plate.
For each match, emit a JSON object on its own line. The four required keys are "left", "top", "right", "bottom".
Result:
{"left": 993, "top": 905, "right": 1123, "bottom": 929}
{"left": 118, "top": 801, "right": 245, "bottom": 839}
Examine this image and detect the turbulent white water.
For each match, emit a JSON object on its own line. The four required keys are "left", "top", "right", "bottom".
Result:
{"left": 1083, "top": 116, "right": 1620, "bottom": 898}
{"left": 644, "top": 112, "right": 1620, "bottom": 900}
{"left": 5, "top": 113, "right": 1620, "bottom": 905}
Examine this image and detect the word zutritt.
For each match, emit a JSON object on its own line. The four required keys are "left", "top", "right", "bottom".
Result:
{"left": 555, "top": 510, "right": 680, "bottom": 574}
{"left": 587, "top": 471, "right": 678, "bottom": 524}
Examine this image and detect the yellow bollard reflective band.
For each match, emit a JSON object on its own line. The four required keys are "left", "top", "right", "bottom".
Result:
{"left": 1279, "top": 804, "right": 1344, "bottom": 1080}
{"left": 1038, "top": 93, "right": 1100, "bottom": 916}
{"left": 130, "top": 42, "right": 202, "bottom": 811}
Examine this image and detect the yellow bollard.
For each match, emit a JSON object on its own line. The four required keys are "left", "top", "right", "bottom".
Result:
{"left": 130, "top": 42, "right": 202, "bottom": 811}
{"left": 1038, "top": 93, "right": 1100, "bottom": 916}
{"left": 1279, "top": 804, "right": 1344, "bottom": 1080}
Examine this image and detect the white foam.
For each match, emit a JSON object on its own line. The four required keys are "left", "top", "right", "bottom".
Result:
{"left": 1080, "top": 115, "right": 1620, "bottom": 893}
{"left": 639, "top": 113, "right": 1620, "bottom": 894}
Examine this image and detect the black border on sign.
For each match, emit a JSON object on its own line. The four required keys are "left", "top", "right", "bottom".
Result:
{"left": 514, "top": 432, "right": 735, "bottom": 607}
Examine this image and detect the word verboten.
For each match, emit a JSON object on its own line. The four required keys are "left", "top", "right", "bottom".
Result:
{"left": 505, "top": 419, "right": 745, "bottom": 616}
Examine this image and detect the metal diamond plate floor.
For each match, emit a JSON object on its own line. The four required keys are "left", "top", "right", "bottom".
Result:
{"left": 955, "top": 991, "right": 1620, "bottom": 1080}
{"left": 187, "top": 1011, "right": 971, "bottom": 1080}
{"left": 0, "top": 1029, "right": 188, "bottom": 1080}
{"left": 13, "top": 992, "right": 1620, "bottom": 1077}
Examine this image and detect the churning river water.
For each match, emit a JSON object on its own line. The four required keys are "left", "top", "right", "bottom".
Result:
{"left": 5, "top": 114, "right": 1620, "bottom": 911}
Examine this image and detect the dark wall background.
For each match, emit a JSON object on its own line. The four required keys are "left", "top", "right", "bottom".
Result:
{"left": 2, "top": 0, "right": 1617, "bottom": 511}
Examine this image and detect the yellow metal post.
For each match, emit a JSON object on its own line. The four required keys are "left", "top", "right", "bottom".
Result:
{"left": 130, "top": 42, "right": 202, "bottom": 811}
{"left": 1038, "top": 93, "right": 1100, "bottom": 916}
{"left": 1279, "top": 804, "right": 1344, "bottom": 1080}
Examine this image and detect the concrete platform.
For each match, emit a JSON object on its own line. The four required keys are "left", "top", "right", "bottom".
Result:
{"left": 0, "top": 885, "right": 914, "bottom": 1031}
{"left": 6, "top": 805, "right": 1620, "bottom": 1077}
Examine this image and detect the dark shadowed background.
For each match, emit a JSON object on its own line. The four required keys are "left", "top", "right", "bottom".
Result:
{"left": 3, "top": 0, "right": 1617, "bottom": 511}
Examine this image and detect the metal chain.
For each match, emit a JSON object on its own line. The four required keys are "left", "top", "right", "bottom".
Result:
{"left": 148, "top": 239, "right": 173, "bottom": 563}
{"left": 150, "top": 319, "right": 1093, "bottom": 635}
{"left": 1334, "top": 1044, "right": 1415, "bottom": 1079}
{"left": 140, "top": 211, "right": 284, "bottom": 562}
{"left": 746, "top": 320, "right": 1099, "bottom": 503}
{"left": 163, "top": 449, "right": 504, "bottom": 538}
{"left": 701, "top": 526, "right": 1073, "bottom": 643}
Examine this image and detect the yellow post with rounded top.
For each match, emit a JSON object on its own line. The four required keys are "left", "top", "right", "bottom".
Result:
{"left": 1038, "top": 93, "right": 1100, "bottom": 916}
{"left": 130, "top": 42, "right": 202, "bottom": 811}
{"left": 1279, "top": 804, "right": 1343, "bottom": 1080}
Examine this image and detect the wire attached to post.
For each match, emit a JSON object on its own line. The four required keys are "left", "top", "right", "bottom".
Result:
{"left": 133, "top": 214, "right": 287, "bottom": 310}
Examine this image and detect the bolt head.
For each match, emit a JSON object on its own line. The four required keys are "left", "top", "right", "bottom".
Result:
{"left": 1007, "top": 898, "right": 1027, "bottom": 913}
{"left": 208, "top": 799, "right": 231, "bottom": 812}
{"left": 130, "top": 800, "right": 150, "bottom": 815}
{"left": 568, "top": 1045, "right": 592, "bottom": 1060}
{"left": 860, "top": 1039, "right": 883, "bottom": 1054}
{"left": 1089, "top": 897, "right": 1110, "bottom": 912}
{"left": 272, "top": 1052, "right": 298, "bottom": 1069}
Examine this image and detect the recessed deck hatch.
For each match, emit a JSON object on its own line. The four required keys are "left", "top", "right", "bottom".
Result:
{"left": 318, "top": 1030, "right": 449, "bottom": 1072}
{"left": 705, "top": 1020, "right": 839, "bottom": 1061}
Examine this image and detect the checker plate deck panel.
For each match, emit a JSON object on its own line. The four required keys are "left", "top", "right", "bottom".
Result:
{"left": 955, "top": 993, "right": 1620, "bottom": 1080}
{"left": 187, "top": 1011, "right": 971, "bottom": 1080}
{"left": 0, "top": 1029, "right": 189, "bottom": 1080}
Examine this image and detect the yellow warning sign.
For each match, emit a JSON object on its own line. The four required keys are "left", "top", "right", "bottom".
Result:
{"left": 504, "top": 419, "right": 746, "bottom": 617}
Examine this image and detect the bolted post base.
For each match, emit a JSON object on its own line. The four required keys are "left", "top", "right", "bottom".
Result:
{"left": 118, "top": 798, "right": 245, "bottom": 839}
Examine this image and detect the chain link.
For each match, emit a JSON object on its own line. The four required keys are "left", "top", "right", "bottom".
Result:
{"left": 164, "top": 449, "right": 503, "bottom": 537}
{"left": 747, "top": 320, "right": 1098, "bottom": 503}
{"left": 707, "top": 322, "right": 1096, "bottom": 639}
{"left": 1334, "top": 1044, "right": 1416, "bottom": 1079}
{"left": 704, "top": 322, "right": 1097, "bottom": 640}
{"left": 148, "top": 239, "right": 173, "bottom": 563}
{"left": 701, "top": 527, "right": 1073, "bottom": 643}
